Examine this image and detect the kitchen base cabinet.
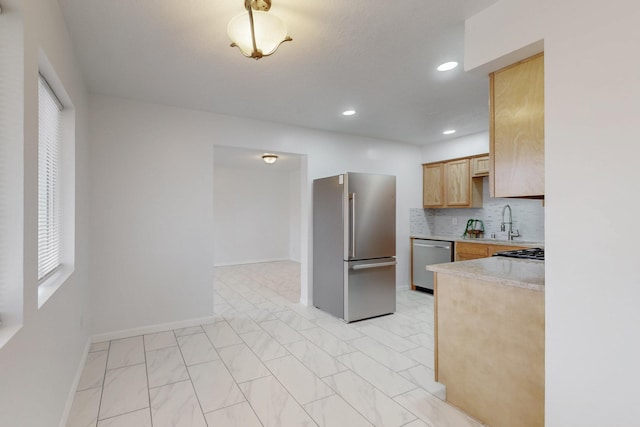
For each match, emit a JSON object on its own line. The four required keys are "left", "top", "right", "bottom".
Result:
{"left": 455, "top": 241, "right": 527, "bottom": 261}
{"left": 435, "top": 273, "right": 544, "bottom": 427}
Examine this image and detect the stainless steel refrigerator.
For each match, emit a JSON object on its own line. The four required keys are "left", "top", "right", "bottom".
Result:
{"left": 313, "top": 173, "right": 396, "bottom": 322}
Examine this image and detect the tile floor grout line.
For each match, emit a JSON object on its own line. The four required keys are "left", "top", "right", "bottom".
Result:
{"left": 142, "top": 336, "right": 154, "bottom": 427}
{"left": 173, "top": 327, "right": 210, "bottom": 427}
{"left": 94, "top": 407, "right": 150, "bottom": 425}
{"left": 104, "top": 360, "right": 146, "bottom": 373}
{"left": 92, "top": 339, "right": 110, "bottom": 426}
{"left": 245, "top": 340, "right": 322, "bottom": 426}
{"left": 321, "top": 369, "right": 401, "bottom": 427}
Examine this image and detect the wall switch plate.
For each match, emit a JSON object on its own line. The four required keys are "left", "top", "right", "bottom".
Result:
{"left": 452, "top": 217, "right": 458, "bottom": 225}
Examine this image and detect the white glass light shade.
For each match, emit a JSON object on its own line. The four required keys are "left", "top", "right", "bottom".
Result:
{"left": 262, "top": 154, "right": 278, "bottom": 164}
{"left": 228, "top": 11, "right": 291, "bottom": 58}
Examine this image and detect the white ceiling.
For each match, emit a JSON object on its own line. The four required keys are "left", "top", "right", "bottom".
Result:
{"left": 58, "top": 0, "right": 498, "bottom": 146}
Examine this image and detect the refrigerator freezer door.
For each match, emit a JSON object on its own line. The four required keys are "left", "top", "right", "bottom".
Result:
{"left": 345, "top": 173, "right": 396, "bottom": 260}
{"left": 344, "top": 258, "right": 396, "bottom": 322}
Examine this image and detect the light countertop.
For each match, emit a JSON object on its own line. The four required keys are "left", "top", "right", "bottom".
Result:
{"left": 427, "top": 257, "right": 545, "bottom": 292}
{"left": 411, "top": 234, "right": 544, "bottom": 248}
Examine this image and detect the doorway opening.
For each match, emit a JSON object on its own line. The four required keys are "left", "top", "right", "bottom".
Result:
{"left": 212, "top": 145, "right": 306, "bottom": 311}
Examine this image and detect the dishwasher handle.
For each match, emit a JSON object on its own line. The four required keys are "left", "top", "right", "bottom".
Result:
{"left": 414, "top": 243, "right": 451, "bottom": 250}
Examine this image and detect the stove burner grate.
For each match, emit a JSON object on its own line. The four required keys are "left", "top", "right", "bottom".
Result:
{"left": 492, "top": 247, "right": 544, "bottom": 261}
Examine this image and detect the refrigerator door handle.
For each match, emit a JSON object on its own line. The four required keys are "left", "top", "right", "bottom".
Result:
{"left": 351, "top": 261, "right": 397, "bottom": 270}
{"left": 349, "top": 192, "right": 356, "bottom": 258}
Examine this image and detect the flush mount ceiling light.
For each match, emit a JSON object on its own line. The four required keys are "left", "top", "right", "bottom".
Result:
{"left": 342, "top": 109, "right": 356, "bottom": 116}
{"left": 262, "top": 153, "right": 278, "bottom": 164}
{"left": 443, "top": 129, "right": 456, "bottom": 135}
{"left": 437, "top": 61, "right": 459, "bottom": 71}
{"left": 228, "top": 0, "right": 292, "bottom": 59}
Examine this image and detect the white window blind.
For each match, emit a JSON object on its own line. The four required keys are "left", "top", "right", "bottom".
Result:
{"left": 38, "top": 75, "right": 63, "bottom": 282}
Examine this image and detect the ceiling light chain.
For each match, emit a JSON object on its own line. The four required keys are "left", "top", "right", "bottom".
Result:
{"left": 247, "top": 1, "right": 258, "bottom": 55}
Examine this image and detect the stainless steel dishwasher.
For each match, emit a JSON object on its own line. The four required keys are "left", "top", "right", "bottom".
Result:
{"left": 412, "top": 239, "right": 454, "bottom": 292}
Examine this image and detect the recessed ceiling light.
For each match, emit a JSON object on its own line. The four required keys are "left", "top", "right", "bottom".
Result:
{"left": 437, "top": 61, "right": 458, "bottom": 72}
{"left": 342, "top": 109, "right": 356, "bottom": 116}
{"left": 443, "top": 129, "right": 456, "bottom": 135}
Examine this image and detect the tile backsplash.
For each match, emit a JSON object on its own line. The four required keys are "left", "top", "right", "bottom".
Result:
{"left": 410, "top": 178, "right": 545, "bottom": 242}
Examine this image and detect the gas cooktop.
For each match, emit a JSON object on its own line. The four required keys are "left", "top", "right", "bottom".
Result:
{"left": 492, "top": 247, "right": 544, "bottom": 261}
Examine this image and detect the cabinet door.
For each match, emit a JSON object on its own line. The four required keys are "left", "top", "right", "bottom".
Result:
{"left": 423, "top": 163, "right": 444, "bottom": 208}
{"left": 491, "top": 53, "right": 544, "bottom": 197}
{"left": 472, "top": 155, "right": 490, "bottom": 177}
{"left": 445, "top": 159, "right": 470, "bottom": 206}
{"left": 455, "top": 242, "right": 489, "bottom": 261}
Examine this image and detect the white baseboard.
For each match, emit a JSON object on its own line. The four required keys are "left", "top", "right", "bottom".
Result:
{"left": 91, "top": 316, "right": 216, "bottom": 343}
{"left": 59, "top": 338, "right": 91, "bottom": 427}
{"left": 213, "top": 258, "right": 289, "bottom": 267}
{"left": 396, "top": 284, "right": 411, "bottom": 291}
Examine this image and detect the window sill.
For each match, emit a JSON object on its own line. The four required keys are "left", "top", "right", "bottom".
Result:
{"left": 38, "top": 265, "right": 74, "bottom": 309}
{"left": 0, "top": 324, "right": 22, "bottom": 350}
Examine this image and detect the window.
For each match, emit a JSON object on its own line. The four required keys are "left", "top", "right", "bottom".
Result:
{"left": 38, "top": 74, "right": 63, "bottom": 282}
{"left": 36, "top": 56, "right": 75, "bottom": 308}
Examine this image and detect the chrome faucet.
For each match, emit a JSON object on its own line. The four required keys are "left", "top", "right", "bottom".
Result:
{"left": 500, "top": 204, "right": 520, "bottom": 240}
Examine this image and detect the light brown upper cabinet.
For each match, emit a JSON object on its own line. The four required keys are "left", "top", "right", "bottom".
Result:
{"left": 490, "top": 53, "right": 545, "bottom": 198}
{"left": 423, "top": 157, "right": 483, "bottom": 208}
{"left": 445, "top": 159, "right": 472, "bottom": 206}
{"left": 471, "top": 155, "right": 490, "bottom": 177}
{"left": 423, "top": 163, "right": 445, "bottom": 207}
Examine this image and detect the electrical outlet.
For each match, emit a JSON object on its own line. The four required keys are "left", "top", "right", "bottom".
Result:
{"left": 452, "top": 217, "right": 458, "bottom": 225}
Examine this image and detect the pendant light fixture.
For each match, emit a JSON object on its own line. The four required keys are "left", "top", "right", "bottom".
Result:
{"left": 228, "top": 0, "right": 292, "bottom": 59}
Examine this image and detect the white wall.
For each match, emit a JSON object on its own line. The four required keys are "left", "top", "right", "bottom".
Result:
{"left": 421, "top": 131, "right": 489, "bottom": 162}
{"left": 467, "top": 1, "right": 640, "bottom": 425}
{"left": 0, "top": 0, "right": 91, "bottom": 425}
{"left": 289, "top": 169, "right": 302, "bottom": 262}
{"left": 89, "top": 94, "right": 422, "bottom": 311}
{"left": 213, "top": 166, "right": 293, "bottom": 266}
{"left": 0, "top": 0, "right": 24, "bottom": 335}
{"left": 464, "top": 0, "right": 544, "bottom": 74}
{"left": 89, "top": 98, "right": 215, "bottom": 336}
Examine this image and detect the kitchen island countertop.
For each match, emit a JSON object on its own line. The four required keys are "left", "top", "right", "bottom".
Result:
{"left": 427, "top": 257, "right": 544, "bottom": 292}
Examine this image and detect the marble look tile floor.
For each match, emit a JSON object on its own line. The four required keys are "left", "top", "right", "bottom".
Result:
{"left": 66, "top": 260, "right": 484, "bottom": 427}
